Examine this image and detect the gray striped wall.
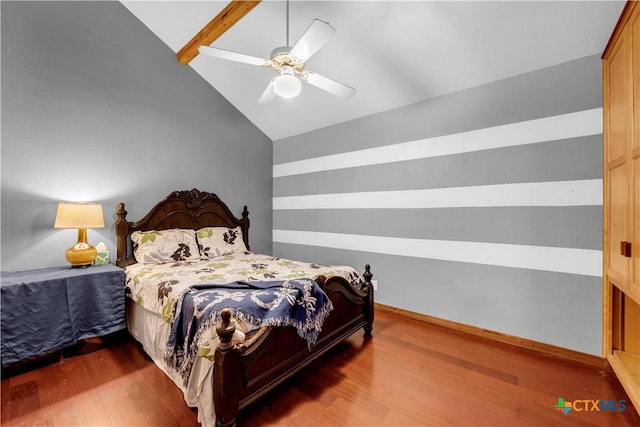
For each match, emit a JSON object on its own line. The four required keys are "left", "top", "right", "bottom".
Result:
{"left": 273, "top": 55, "right": 603, "bottom": 356}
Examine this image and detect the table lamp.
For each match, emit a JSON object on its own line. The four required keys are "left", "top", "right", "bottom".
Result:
{"left": 54, "top": 202, "right": 105, "bottom": 267}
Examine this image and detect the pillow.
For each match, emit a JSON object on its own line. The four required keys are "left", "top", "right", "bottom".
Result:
{"left": 131, "top": 228, "right": 200, "bottom": 263}
{"left": 196, "top": 226, "right": 248, "bottom": 259}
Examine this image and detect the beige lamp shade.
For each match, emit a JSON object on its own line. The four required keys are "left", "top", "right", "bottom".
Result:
{"left": 54, "top": 202, "right": 104, "bottom": 267}
{"left": 54, "top": 203, "right": 105, "bottom": 229}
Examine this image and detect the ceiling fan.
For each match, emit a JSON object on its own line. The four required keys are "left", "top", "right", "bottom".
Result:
{"left": 197, "top": 2, "right": 356, "bottom": 104}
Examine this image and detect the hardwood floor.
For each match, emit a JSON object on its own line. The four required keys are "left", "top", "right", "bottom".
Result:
{"left": 2, "top": 310, "right": 639, "bottom": 426}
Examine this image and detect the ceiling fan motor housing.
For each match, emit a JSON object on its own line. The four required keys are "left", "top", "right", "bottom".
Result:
{"left": 268, "top": 46, "right": 305, "bottom": 73}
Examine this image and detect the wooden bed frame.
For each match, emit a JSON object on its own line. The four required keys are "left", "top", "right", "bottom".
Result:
{"left": 115, "top": 189, "right": 374, "bottom": 426}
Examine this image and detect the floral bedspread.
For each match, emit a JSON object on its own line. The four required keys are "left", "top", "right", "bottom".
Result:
{"left": 124, "top": 251, "right": 364, "bottom": 322}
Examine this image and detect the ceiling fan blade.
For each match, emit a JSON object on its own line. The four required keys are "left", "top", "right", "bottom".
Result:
{"left": 198, "top": 45, "right": 268, "bottom": 66}
{"left": 258, "top": 79, "right": 277, "bottom": 104}
{"left": 303, "top": 72, "right": 356, "bottom": 99}
{"left": 289, "top": 19, "right": 336, "bottom": 62}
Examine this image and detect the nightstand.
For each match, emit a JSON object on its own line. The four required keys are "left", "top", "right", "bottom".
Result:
{"left": 1, "top": 264, "right": 126, "bottom": 367}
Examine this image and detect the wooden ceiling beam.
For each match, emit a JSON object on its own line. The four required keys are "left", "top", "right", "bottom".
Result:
{"left": 177, "top": 0, "right": 262, "bottom": 65}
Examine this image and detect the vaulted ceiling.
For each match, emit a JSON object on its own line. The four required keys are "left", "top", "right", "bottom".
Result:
{"left": 121, "top": 1, "right": 625, "bottom": 141}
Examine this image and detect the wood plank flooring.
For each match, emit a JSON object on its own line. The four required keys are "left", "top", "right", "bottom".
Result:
{"left": 2, "top": 310, "right": 639, "bottom": 426}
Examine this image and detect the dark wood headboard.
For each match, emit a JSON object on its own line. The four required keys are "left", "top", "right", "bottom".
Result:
{"left": 115, "top": 189, "right": 250, "bottom": 267}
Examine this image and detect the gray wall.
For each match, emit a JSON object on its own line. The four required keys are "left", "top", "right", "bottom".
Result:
{"left": 1, "top": 1, "right": 272, "bottom": 271}
{"left": 273, "top": 55, "right": 603, "bottom": 355}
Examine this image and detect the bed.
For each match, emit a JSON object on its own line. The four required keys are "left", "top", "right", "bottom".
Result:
{"left": 115, "top": 189, "right": 374, "bottom": 427}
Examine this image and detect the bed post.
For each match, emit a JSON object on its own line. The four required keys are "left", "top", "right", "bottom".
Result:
{"left": 115, "top": 203, "right": 129, "bottom": 267}
{"left": 214, "top": 309, "right": 242, "bottom": 427}
{"left": 241, "top": 205, "right": 250, "bottom": 251}
{"left": 363, "top": 264, "right": 374, "bottom": 336}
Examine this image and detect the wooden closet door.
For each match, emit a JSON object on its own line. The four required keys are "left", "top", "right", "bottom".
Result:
{"left": 605, "top": 28, "right": 632, "bottom": 292}
{"left": 632, "top": 7, "right": 640, "bottom": 303}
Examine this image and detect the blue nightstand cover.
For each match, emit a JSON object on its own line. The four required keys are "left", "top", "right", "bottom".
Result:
{"left": 1, "top": 264, "right": 126, "bottom": 366}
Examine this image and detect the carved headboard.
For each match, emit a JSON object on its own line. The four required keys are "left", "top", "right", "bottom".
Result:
{"left": 115, "top": 189, "right": 250, "bottom": 267}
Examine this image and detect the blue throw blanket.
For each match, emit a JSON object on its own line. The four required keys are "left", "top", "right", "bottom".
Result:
{"left": 164, "top": 279, "right": 333, "bottom": 386}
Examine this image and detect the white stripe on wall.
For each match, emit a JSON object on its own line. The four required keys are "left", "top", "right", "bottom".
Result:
{"left": 273, "top": 108, "right": 602, "bottom": 178}
{"left": 273, "top": 229, "right": 603, "bottom": 277}
{"left": 273, "top": 179, "right": 602, "bottom": 210}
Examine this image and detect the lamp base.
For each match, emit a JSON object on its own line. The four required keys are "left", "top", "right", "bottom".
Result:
{"left": 65, "top": 242, "right": 97, "bottom": 268}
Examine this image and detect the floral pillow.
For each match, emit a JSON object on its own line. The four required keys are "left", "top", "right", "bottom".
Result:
{"left": 131, "top": 228, "right": 200, "bottom": 263}
{"left": 196, "top": 226, "right": 248, "bottom": 259}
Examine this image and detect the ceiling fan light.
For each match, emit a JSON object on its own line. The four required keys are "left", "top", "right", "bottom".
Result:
{"left": 273, "top": 66, "right": 301, "bottom": 99}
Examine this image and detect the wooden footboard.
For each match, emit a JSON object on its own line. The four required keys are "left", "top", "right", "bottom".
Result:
{"left": 213, "top": 265, "right": 374, "bottom": 427}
